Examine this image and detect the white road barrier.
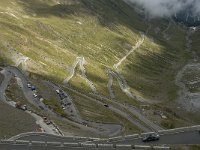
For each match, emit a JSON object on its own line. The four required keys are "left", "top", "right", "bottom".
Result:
{"left": 31, "top": 141, "right": 46, "bottom": 146}
{"left": 115, "top": 144, "right": 132, "bottom": 148}
{"left": 63, "top": 142, "right": 79, "bottom": 147}
{"left": 135, "top": 145, "right": 151, "bottom": 149}
{"left": 46, "top": 142, "right": 61, "bottom": 147}
{"left": 97, "top": 144, "right": 114, "bottom": 148}
{"left": 0, "top": 140, "right": 171, "bottom": 149}
{"left": 81, "top": 143, "right": 97, "bottom": 148}
{"left": 153, "top": 146, "right": 170, "bottom": 150}
{"left": 15, "top": 140, "right": 30, "bottom": 145}
{"left": 124, "top": 134, "right": 140, "bottom": 139}
{"left": 0, "top": 140, "right": 15, "bottom": 144}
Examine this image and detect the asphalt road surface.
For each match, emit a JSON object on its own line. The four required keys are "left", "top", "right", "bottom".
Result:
{"left": 11, "top": 130, "right": 200, "bottom": 145}
{"left": 96, "top": 130, "right": 200, "bottom": 145}
{"left": 0, "top": 144, "right": 135, "bottom": 150}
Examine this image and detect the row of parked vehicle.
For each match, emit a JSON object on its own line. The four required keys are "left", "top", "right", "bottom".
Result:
{"left": 27, "top": 83, "right": 44, "bottom": 101}
{"left": 56, "top": 89, "right": 71, "bottom": 110}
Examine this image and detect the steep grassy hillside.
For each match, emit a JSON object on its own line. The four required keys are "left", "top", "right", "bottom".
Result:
{"left": 191, "top": 28, "right": 200, "bottom": 57}
{"left": 0, "top": 0, "right": 188, "bottom": 105}
{"left": 0, "top": 102, "right": 38, "bottom": 138}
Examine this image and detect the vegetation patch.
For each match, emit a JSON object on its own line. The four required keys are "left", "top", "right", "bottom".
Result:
{"left": 43, "top": 99, "right": 68, "bottom": 118}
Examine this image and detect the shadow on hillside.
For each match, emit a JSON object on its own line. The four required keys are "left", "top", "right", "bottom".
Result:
{"left": 15, "top": 0, "right": 188, "bottom": 102}
{"left": 17, "top": 0, "right": 147, "bottom": 32}
{"left": 17, "top": 0, "right": 81, "bottom": 17}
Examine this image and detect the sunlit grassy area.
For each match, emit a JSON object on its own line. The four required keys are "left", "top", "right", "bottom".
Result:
{"left": 0, "top": 0, "right": 189, "bottom": 105}
{"left": 1, "top": 0, "right": 198, "bottom": 134}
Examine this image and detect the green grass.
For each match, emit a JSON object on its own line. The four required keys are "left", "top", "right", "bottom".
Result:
{"left": 43, "top": 99, "right": 68, "bottom": 118}
{"left": 5, "top": 78, "right": 26, "bottom": 103}
{"left": 0, "top": 0, "right": 197, "bottom": 135}
{"left": 0, "top": 0, "right": 189, "bottom": 104}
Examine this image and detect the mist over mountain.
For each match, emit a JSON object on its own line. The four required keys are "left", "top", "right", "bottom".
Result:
{"left": 173, "top": 8, "right": 200, "bottom": 27}
{"left": 127, "top": 0, "right": 200, "bottom": 26}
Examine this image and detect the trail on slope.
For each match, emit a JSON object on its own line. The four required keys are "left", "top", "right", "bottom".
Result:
{"left": 16, "top": 57, "right": 29, "bottom": 76}
{"left": 162, "top": 22, "right": 171, "bottom": 40}
{"left": 4, "top": 44, "right": 29, "bottom": 75}
{"left": 108, "top": 25, "right": 154, "bottom": 103}
{"left": 113, "top": 33, "right": 145, "bottom": 69}
{"left": 63, "top": 57, "right": 97, "bottom": 94}
{"left": 0, "top": 11, "right": 19, "bottom": 20}
{"left": 107, "top": 69, "right": 147, "bottom": 103}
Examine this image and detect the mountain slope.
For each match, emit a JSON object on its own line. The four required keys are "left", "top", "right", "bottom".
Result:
{"left": 0, "top": 0, "right": 189, "bottom": 104}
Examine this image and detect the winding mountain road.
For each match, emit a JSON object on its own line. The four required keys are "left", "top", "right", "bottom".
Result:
{"left": 107, "top": 69, "right": 148, "bottom": 103}
{"left": 113, "top": 33, "right": 145, "bottom": 69}
{"left": 0, "top": 66, "right": 124, "bottom": 137}
{"left": 43, "top": 80, "right": 123, "bottom": 137}
{"left": 62, "top": 85, "right": 159, "bottom": 132}
{"left": 63, "top": 57, "right": 97, "bottom": 93}
{"left": 0, "top": 67, "right": 59, "bottom": 135}
{"left": 0, "top": 55, "right": 164, "bottom": 137}
{"left": 107, "top": 69, "right": 136, "bottom": 100}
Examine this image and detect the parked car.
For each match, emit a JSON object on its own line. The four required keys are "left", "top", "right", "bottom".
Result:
{"left": 62, "top": 105, "right": 66, "bottom": 110}
{"left": 66, "top": 102, "right": 71, "bottom": 106}
{"left": 59, "top": 94, "right": 67, "bottom": 100}
{"left": 33, "top": 93, "right": 38, "bottom": 98}
{"left": 104, "top": 104, "right": 109, "bottom": 108}
{"left": 56, "top": 89, "right": 60, "bottom": 94}
{"left": 142, "top": 133, "right": 160, "bottom": 142}
{"left": 27, "top": 83, "right": 31, "bottom": 88}
{"left": 31, "top": 86, "right": 36, "bottom": 91}
{"left": 38, "top": 95, "right": 44, "bottom": 102}
{"left": 21, "top": 105, "right": 27, "bottom": 111}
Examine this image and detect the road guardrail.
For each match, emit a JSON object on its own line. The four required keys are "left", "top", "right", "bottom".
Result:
{"left": 46, "top": 141, "right": 61, "bottom": 147}
{"left": 31, "top": 141, "right": 46, "bottom": 146}
{"left": 0, "top": 140, "right": 170, "bottom": 149}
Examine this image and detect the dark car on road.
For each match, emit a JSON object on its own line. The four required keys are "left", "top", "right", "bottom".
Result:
{"left": 31, "top": 86, "right": 36, "bottom": 91}
{"left": 142, "top": 133, "right": 160, "bottom": 142}
{"left": 104, "top": 104, "right": 109, "bottom": 108}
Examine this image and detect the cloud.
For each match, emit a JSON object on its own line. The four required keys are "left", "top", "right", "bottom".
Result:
{"left": 128, "top": 0, "right": 200, "bottom": 18}
{"left": 193, "top": 0, "right": 200, "bottom": 15}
